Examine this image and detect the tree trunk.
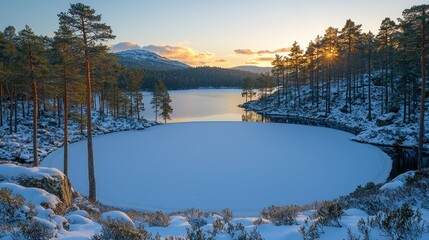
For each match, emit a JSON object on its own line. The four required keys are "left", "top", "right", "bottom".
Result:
{"left": 64, "top": 82, "right": 69, "bottom": 177}
{"left": 9, "top": 85, "right": 13, "bottom": 134}
{"left": 85, "top": 59, "right": 96, "bottom": 202}
{"left": 14, "top": 90, "right": 17, "bottom": 132}
{"left": 417, "top": 13, "right": 426, "bottom": 169}
{"left": 367, "top": 47, "right": 372, "bottom": 121}
{"left": 32, "top": 80, "right": 38, "bottom": 166}
{"left": 0, "top": 83, "right": 2, "bottom": 127}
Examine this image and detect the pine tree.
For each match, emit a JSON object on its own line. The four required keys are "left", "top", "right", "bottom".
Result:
{"left": 59, "top": 3, "right": 115, "bottom": 201}
{"left": 271, "top": 54, "right": 283, "bottom": 107}
{"left": 340, "top": 20, "right": 362, "bottom": 113}
{"left": 288, "top": 41, "right": 304, "bottom": 109}
{"left": 51, "top": 23, "right": 81, "bottom": 177}
{"left": 400, "top": 4, "right": 429, "bottom": 169}
{"left": 17, "top": 25, "right": 46, "bottom": 166}
{"left": 150, "top": 82, "right": 161, "bottom": 122}
{"left": 242, "top": 77, "right": 256, "bottom": 103}
{"left": 322, "top": 27, "right": 339, "bottom": 114}
{"left": 376, "top": 18, "right": 398, "bottom": 113}
{"left": 158, "top": 80, "right": 173, "bottom": 123}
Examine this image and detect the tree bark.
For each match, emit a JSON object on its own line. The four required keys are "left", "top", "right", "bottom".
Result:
{"left": 417, "top": 11, "right": 426, "bottom": 169}
{"left": 64, "top": 82, "right": 69, "bottom": 176}
{"left": 32, "top": 80, "right": 38, "bottom": 166}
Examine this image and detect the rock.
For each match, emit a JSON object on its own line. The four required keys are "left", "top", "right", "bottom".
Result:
{"left": 376, "top": 113, "right": 397, "bottom": 127}
{"left": 0, "top": 164, "right": 74, "bottom": 214}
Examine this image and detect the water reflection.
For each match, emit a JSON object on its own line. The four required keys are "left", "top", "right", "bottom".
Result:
{"left": 242, "top": 110, "right": 270, "bottom": 122}
{"left": 140, "top": 89, "right": 262, "bottom": 123}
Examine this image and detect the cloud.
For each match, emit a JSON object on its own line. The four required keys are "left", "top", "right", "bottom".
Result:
{"left": 109, "top": 42, "right": 141, "bottom": 53}
{"left": 244, "top": 61, "right": 259, "bottom": 65}
{"left": 142, "top": 45, "right": 214, "bottom": 66}
{"left": 214, "top": 59, "right": 228, "bottom": 63}
{"left": 234, "top": 47, "right": 291, "bottom": 55}
{"left": 234, "top": 49, "right": 256, "bottom": 55}
{"left": 256, "top": 57, "right": 274, "bottom": 62}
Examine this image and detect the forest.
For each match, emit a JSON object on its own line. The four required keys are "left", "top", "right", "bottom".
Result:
{"left": 246, "top": 4, "right": 428, "bottom": 168}
{"left": 142, "top": 67, "right": 256, "bottom": 90}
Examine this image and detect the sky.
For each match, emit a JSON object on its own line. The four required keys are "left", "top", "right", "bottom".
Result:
{"left": 1, "top": 0, "right": 427, "bottom": 67}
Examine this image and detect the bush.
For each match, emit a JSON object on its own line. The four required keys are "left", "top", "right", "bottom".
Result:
{"left": 144, "top": 211, "right": 171, "bottom": 227}
{"left": 178, "top": 208, "right": 206, "bottom": 228}
{"left": 298, "top": 219, "right": 321, "bottom": 240}
{"left": 21, "top": 219, "right": 55, "bottom": 240}
{"left": 212, "top": 219, "right": 224, "bottom": 235}
{"left": 0, "top": 188, "right": 25, "bottom": 224}
{"left": 222, "top": 208, "right": 233, "bottom": 222}
{"left": 316, "top": 201, "right": 343, "bottom": 227}
{"left": 380, "top": 204, "right": 427, "bottom": 240}
{"left": 357, "top": 218, "right": 371, "bottom": 240}
{"left": 261, "top": 205, "right": 300, "bottom": 226}
{"left": 186, "top": 225, "right": 212, "bottom": 240}
{"left": 94, "top": 218, "right": 151, "bottom": 240}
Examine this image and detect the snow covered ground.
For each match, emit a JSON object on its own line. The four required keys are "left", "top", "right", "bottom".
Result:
{"left": 242, "top": 79, "right": 429, "bottom": 151}
{"left": 42, "top": 122, "right": 391, "bottom": 216}
{"left": 0, "top": 111, "right": 156, "bottom": 163}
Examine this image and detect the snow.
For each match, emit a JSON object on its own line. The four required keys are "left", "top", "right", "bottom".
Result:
{"left": 0, "top": 182, "right": 60, "bottom": 210}
{"left": 380, "top": 170, "right": 414, "bottom": 190}
{"left": 101, "top": 211, "right": 135, "bottom": 226}
{"left": 242, "top": 74, "right": 429, "bottom": 150}
{"left": 116, "top": 49, "right": 190, "bottom": 69}
{"left": 0, "top": 163, "right": 64, "bottom": 181}
{"left": 42, "top": 122, "right": 391, "bottom": 216}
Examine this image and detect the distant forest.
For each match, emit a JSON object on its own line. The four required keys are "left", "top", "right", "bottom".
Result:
{"left": 141, "top": 67, "right": 257, "bottom": 90}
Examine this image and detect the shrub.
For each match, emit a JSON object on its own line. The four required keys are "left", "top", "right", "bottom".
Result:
{"left": 261, "top": 205, "right": 300, "bottom": 225}
{"left": 340, "top": 182, "right": 384, "bottom": 214}
{"left": 253, "top": 217, "right": 264, "bottom": 226}
{"left": 235, "top": 228, "right": 264, "bottom": 240}
{"left": 212, "top": 219, "right": 224, "bottom": 235}
{"left": 380, "top": 204, "right": 427, "bottom": 240}
{"left": 21, "top": 219, "right": 55, "bottom": 240}
{"left": 145, "top": 211, "right": 171, "bottom": 227}
{"left": 298, "top": 219, "right": 321, "bottom": 240}
{"left": 0, "top": 188, "right": 25, "bottom": 224}
{"left": 357, "top": 218, "right": 371, "bottom": 240}
{"left": 94, "top": 218, "right": 151, "bottom": 240}
{"left": 222, "top": 208, "right": 233, "bottom": 222}
{"left": 186, "top": 225, "right": 212, "bottom": 240}
{"left": 316, "top": 201, "right": 344, "bottom": 227}
{"left": 346, "top": 227, "right": 360, "bottom": 240}
{"left": 178, "top": 209, "right": 205, "bottom": 228}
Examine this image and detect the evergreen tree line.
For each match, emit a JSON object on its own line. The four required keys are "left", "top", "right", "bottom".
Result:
{"left": 142, "top": 66, "right": 257, "bottom": 90}
{"left": 0, "top": 3, "right": 167, "bottom": 202}
{"left": 251, "top": 5, "right": 427, "bottom": 168}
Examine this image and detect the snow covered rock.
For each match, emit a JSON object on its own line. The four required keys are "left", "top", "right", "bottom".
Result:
{"left": 0, "top": 164, "right": 74, "bottom": 212}
{"left": 101, "top": 211, "right": 135, "bottom": 227}
{"left": 374, "top": 113, "right": 396, "bottom": 127}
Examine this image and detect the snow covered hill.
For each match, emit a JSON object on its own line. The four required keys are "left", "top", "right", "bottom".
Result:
{"left": 116, "top": 49, "right": 190, "bottom": 70}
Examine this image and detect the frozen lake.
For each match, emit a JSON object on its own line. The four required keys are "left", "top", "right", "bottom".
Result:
{"left": 42, "top": 122, "right": 391, "bottom": 216}
{"left": 139, "top": 89, "right": 263, "bottom": 122}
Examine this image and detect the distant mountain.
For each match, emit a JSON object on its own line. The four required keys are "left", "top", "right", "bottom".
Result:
{"left": 115, "top": 49, "right": 190, "bottom": 71}
{"left": 231, "top": 65, "right": 272, "bottom": 74}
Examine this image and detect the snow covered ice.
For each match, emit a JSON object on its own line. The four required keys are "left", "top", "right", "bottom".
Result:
{"left": 42, "top": 122, "right": 391, "bottom": 216}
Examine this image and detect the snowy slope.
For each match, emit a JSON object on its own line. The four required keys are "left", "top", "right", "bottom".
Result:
{"left": 41, "top": 122, "right": 391, "bottom": 216}
{"left": 116, "top": 49, "right": 190, "bottom": 70}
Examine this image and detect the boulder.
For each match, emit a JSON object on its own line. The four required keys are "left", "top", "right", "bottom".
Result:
{"left": 0, "top": 164, "right": 73, "bottom": 213}
{"left": 376, "top": 113, "right": 397, "bottom": 127}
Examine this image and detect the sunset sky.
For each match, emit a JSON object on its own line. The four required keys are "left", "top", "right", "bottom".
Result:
{"left": 1, "top": 0, "right": 427, "bottom": 67}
